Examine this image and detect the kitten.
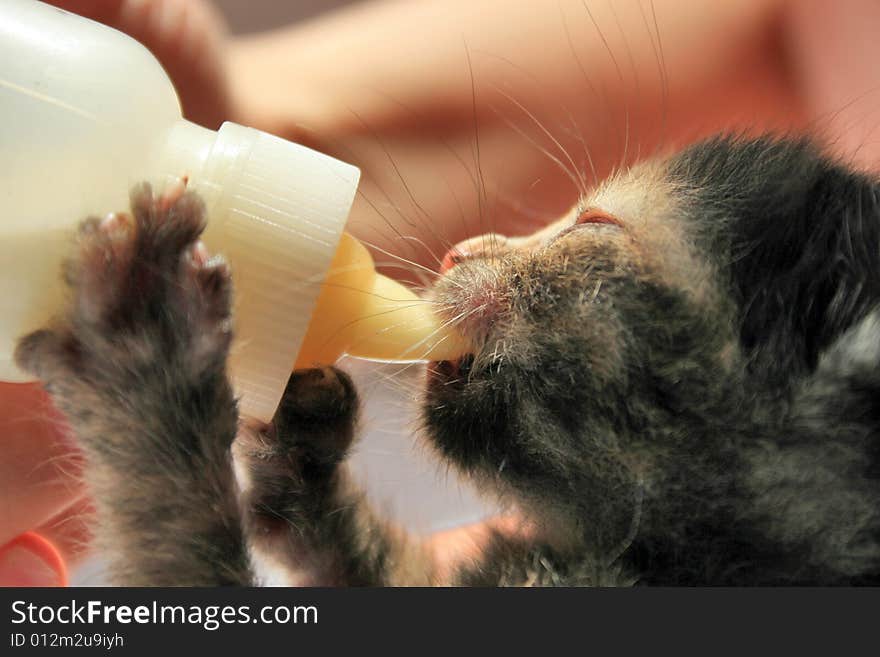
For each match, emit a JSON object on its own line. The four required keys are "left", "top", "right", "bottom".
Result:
{"left": 16, "top": 135, "right": 880, "bottom": 585}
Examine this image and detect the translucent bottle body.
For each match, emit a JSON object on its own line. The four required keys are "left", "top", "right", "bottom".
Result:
{"left": 0, "top": 1, "right": 468, "bottom": 422}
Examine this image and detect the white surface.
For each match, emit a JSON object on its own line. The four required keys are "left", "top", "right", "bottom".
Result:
{"left": 342, "top": 357, "right": 491, "bottom": 533}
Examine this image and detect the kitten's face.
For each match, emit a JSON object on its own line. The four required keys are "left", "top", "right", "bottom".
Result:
{"left": 421, "top": 137, "right": 880, "bottom": 547}
{"left": 425, "top": 156, "right": 735, "bottom": 520}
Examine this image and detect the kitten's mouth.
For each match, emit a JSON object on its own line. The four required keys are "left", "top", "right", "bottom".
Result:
{"left": 428, "top": 353, "right": 475, "bottom": 383}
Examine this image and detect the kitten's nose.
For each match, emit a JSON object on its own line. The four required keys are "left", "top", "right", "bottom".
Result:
{"left": 439, "top": 233, "right": 508, "bottom": 274}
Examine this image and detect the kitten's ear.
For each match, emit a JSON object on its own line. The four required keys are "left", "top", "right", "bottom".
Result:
{"left": 708, "top": 139, "right": 880, "bottom": 378}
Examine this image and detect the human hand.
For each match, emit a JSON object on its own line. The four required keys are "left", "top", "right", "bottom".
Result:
{"left": 43, "top": 0, "right": 233, "bottom": 129}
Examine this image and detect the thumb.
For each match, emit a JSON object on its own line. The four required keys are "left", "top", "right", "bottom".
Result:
{"left": 44, "top": 0, "right": 233, "bottom": 129}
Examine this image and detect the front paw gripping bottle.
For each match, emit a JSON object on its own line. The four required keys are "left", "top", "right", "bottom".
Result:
{"left": 0, "top": 0, "right": 468, "bottom": 422}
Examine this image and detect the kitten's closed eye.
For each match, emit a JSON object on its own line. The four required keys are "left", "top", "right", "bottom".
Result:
{"left": 575, "top": 208, "right": 621, "bottom": 227}
{"left": 548, "top": 207, "right": 624, "bottom": 246}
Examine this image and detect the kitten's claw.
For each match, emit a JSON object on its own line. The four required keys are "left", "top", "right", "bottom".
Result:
{"left": 157, "top": 176, "right": 189, "bottom": 212}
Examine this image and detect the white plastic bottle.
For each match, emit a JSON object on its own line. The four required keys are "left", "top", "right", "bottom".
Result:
{"left": 0, "top": 0, "right": 467, "bottom": 422}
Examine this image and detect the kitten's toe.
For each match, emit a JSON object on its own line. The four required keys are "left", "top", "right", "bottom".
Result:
{"left": 185, "top": 243, "right": 233, "bottom": 322}
{"left": 14, "top": 328, "right": 73, "bottom": 382}
{"left": 180, "top": 242, "right": 234, "bottom": 373}
{"left": 64, "top": 210, "right": 137, "bottom": 326}
{"left": 128, "top": 180, "right": 206, "bottom": 262}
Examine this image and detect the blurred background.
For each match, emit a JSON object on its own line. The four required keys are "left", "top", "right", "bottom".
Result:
{"left": 213, "top": 0, "right": 361, "bottom": 33}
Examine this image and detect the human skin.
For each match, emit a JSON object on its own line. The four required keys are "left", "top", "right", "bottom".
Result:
{"left": 2, "top": 0, "right": 878, "bottom": 584}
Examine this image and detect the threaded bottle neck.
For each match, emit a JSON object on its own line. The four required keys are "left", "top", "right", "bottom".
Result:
{"left": 155, "top": 120, "right": 361, "bottom": 422}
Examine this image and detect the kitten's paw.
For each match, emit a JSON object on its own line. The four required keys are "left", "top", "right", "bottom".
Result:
{"left": 279, "top": 367, "right": 358, "bottom": 422}
{"left": 268, "top": 366, "right": 359, "bottom": 471}
{"left": 15, "top": 182, "right": 233, "bottom": 388}
{"left": 235, "top": 366, "right": 359, "bottom": 526}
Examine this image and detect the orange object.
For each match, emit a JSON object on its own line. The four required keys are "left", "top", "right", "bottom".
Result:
{"left": 296, "top": 233, "right": 472, "bottom": 368}
{"left": 0, "top": 531, "right": 68, "bottom": 587}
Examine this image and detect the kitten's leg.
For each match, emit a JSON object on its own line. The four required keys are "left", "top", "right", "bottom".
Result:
{"left": 236, "top": 366, "right": 435, "bottom": 586}
{"left": 237, "top": 370, "right": 580, "bottom": 587}
{"left": 15, "top": 183, "right": 251, "bottom": 586}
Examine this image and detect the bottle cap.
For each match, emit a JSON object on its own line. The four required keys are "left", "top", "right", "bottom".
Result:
{"left": 194, "top": 122, "right": 360, "bottom": 423}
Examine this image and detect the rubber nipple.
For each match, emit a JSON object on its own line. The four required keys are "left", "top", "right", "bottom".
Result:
{"left": 295, "top": 233, "right": 471, "bottom": 368}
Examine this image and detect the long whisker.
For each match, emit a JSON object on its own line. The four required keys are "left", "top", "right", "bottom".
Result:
{"left": 369, "top": 305, "right": 485, "bottom": 384}
{"left": 492, "top": 105, "right": 586, "bottom": 198}
{"left": 371, "top": 260, "right": 434, "bottom": 288}
{"left": 354, "top": 185, "right": 423, "bottom": 259}
{"left": 286, "top": 118, "right": 432, "bottom": 266}
{"left": 581, "top": 0, "right": 629, "bottom": 168}
{"left": 609, "top": 1, "right": 641, "bottom": 164}
{"left": 561, "top": 4, "right": 614, "bottom": 186}
{"left": 642, "top": 0, "right": 669, "bottom": 153}
{"left": 493, "top": 85, "right": 588, "bottom": 196}
{"left": 464, "top": 41, "right": 496, "bottom": 263}
{"left": 349, "top": 306, "right": 476, "bottom": 385}
{"left": 316, "top": 280, "right": 440, "bottom": 303}
{"left": 356, "top": 238, "right": 444, "bottom": 280}
{"left": 478, "top": 45, "right": 599, "bottom": 192}
{"left": 397, "top": 235, "right": 449, "bottom": 269}
{"left": 346, "top": 111, "right": 458, "bottom": 267}
{"left": 308, "top": 299, "right": 454, "bottom": 362}
{"left": 346, "top": 112, "right": 422, "bottom": 229}
{"left": 366, "top": 86, "right": 492, "bottom": 250}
